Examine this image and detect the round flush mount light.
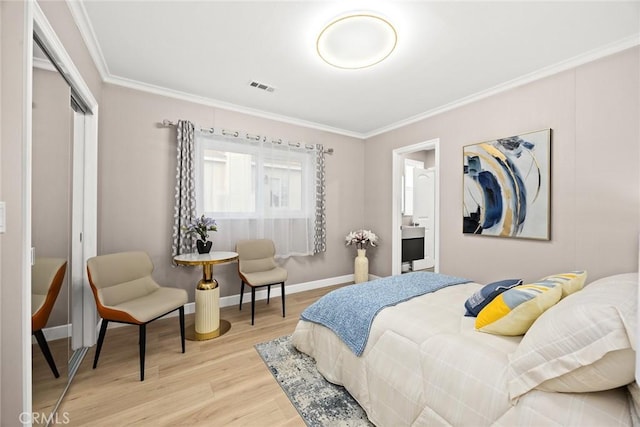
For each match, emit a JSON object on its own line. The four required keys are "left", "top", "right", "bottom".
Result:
{"left": 317, "top": 14, "right": 397, "bottom": 70}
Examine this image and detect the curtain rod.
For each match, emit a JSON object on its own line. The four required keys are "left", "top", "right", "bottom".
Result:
{"left": 161, "top": 119, "right": 334, "bottom": 155}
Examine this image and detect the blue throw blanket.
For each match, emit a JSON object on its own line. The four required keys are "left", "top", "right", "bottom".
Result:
{"left": 300, "top": 271, "right": 470, "bottom": 356}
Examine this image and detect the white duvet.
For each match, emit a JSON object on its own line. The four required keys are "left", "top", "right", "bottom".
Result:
{"left": 292, "top": 282, "right": 634, "bottom": 426}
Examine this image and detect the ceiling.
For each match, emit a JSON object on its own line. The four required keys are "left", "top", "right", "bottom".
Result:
{"left": 73, "top": 1, "right": 640, "bottom": 138}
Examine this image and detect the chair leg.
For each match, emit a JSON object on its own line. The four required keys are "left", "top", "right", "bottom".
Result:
{"left": 281, "top": 282, "right": 286, "bottom": 318}
{"left": 239, "top": 281, "right": 245, "bottom": 311}
{"left": 251, "top": 286, "right": 256, "bottom": 326}
{"left": 93, "top": 319, "right": 109, "bottom": 369}
{"left": 34, "top": 330, "right": 59, "bottom": 378}
{"left": 139, "top": 324, "right": 146, "bottom": 381}
{"left": 267, "top": 285, "right": 271, "bottom": 304}
{"left": 179, "top": 306, "right": 185, "bottom": 354}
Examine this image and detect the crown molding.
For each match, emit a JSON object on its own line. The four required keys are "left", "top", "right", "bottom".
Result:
{"left": 363, "top": 34, "right": 640, "bottom": 139}
{"left": 103, "top": 73, "right": 365, "bottom": 139}
{"left": 66, "top": 0, "right": 110, "bottom": 80}
{"left": 66, "top": 1, "right": 639, "bottom": 141}
{"left": 66, "top": 0, "right": 363, "bottom": 138}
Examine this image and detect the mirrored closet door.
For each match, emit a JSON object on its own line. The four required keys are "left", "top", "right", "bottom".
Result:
{"left": 31, "top": 38, "right": 74, "bottom": 422}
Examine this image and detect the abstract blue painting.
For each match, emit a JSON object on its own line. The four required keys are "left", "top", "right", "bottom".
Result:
{"left": 463, "top": 129, "right": 551, "bottom": 240}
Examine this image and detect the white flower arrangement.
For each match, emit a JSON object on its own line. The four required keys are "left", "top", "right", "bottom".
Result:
{"left": 345, "top": 229, "right": 379, "bottom": 250}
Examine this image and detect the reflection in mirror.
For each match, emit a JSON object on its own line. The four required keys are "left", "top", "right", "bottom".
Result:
{"left": 31, "top": 39, "right": 73, "bottom": 424}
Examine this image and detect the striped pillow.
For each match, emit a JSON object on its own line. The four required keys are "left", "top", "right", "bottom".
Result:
{"left": 542, "top": 270, "right": 587, "bottom": 298}
{"left": 475, "top": 280, "right": 563, "bottom": 336}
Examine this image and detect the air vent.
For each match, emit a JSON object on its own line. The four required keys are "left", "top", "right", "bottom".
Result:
{"left": 249, "top": 80, "right": 275, "bottom": 92}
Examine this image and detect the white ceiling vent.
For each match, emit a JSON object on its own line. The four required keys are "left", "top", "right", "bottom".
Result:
{"left": 249, "top": 80, "right": 275, "bottom": 92}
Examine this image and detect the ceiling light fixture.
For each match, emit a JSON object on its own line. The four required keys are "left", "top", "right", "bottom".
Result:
{"left": 317, "top": 13, "right": 397, "bottom": 70}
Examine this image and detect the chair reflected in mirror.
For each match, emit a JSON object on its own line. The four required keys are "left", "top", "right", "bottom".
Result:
{"left": 32, "top": 257, "right": 67, "bottom": 378}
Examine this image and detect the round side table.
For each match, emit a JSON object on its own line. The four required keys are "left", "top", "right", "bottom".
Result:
{"left": 174, "top": 251, "right": 238, "bottom": 341}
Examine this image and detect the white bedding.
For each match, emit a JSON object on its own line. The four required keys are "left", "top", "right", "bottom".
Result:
{"left": 292, "top": 282, "right": 634, "bottom": 426}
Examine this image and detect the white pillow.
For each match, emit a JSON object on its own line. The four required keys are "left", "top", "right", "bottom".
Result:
{"left": 536, "top": 349, "right": 635, "bottom": 392}
{"left": 507, "top": 273, "right": 638, "bottom": 401}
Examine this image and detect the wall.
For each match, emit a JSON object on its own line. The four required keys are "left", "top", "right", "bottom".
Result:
{"left": 405, "top": 150, "right": 435, "bottom": 168}
{"left": 98, "top": 84, "right": 365, "bottom": 300}
{"left": 365, "top": 47, "right": 640, "bottom": 284}
{"left": 1, "top": 2, "right": 29, "bottom": 424}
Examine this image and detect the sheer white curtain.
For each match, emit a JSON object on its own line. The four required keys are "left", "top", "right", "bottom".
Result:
{"left": 194, "top": 132, "right": 320, "bottom": 258}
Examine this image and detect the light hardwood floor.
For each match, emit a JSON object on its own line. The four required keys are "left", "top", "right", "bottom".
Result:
{"left": 56, "top": 284, "right": 345, "bottom": 426}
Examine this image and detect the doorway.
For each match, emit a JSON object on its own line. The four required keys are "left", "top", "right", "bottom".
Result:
{"left": 391, "top": 139, "right": 439, "bottom": 276}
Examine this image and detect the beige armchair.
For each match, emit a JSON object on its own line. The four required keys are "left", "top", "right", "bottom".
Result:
{"left": 32, "top": 257, "right": 67, "bottom": 378}
{"left": 236, "top": 239, "right": 288, "bottom": 325}
{"left": 87, "top": 251, "right": 188, "bottom": 381}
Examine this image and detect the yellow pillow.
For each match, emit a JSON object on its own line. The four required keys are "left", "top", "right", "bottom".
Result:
{"left": 476, "top": 281, "right": 562, "bottom": 335}
{"left": 542, "top": 270, "right": 587, "bottom": 298}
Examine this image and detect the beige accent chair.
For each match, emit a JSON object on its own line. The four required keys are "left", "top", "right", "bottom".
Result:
{"left": 87, "top": 251, "right": 188, "bottom": 381}
{"left": 236, "top": 239, "right": 288, "bottom": 325}
{"left": 32, "top": 257, "right": 67, "bottom": 378}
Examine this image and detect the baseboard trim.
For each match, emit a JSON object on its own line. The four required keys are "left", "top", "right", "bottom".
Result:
{"left": 43, "top": 273, "right": 368, "bottom": 339}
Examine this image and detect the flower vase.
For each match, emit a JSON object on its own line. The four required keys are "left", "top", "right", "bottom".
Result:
{"left": 354, "top": 248, "right": 369, "bottom": 284}
{"left": 196, "top": 239, "right": 212, "bottom": 254}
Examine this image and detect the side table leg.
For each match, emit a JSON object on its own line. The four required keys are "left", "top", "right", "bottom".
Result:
{"left": 188, "top": 273, "right": 231, "bottom": 341}
{"left": 195, "top": 286, "right": 220, "bottom": 340}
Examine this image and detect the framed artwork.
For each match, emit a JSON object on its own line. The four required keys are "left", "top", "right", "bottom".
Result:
{"left": 463, "top": 129, "right": 551, "bottom": 240}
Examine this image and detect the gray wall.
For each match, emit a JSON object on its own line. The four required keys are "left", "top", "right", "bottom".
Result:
{"left": 365, "top": 47, "right": 640, "bottom": 284}
{"left": 98, "top": 84, "right": 366, "bottom": 300}
{"left": 100, "top": 47, "right": 640, "bottom": 296}
{"left": 405, "top": 150, "right": 435, "bottom": 168}
{"left": 1, "top": 2, "right": 29, "bottom": 423}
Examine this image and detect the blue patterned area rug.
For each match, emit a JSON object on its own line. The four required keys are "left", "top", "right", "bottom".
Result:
{"left": 255, "top": 335, "right": 374, "bottom": 427}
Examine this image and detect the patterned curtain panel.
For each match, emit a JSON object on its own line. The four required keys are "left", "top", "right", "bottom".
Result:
{"left": 314, "top": 144, "right": 327, "bottom": 254}
{"left": 171, "top": 120, "right": 196, "bottom": 257}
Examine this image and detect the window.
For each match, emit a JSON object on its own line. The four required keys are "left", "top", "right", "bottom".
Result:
{"left": 194, "top": 133, "right": 318, "bottom": 257}
{"left": 196, "top": 137, "right": 312, "bottom": 218}
{"left": 200, "top": 149, "right": 256, "bottom": 214}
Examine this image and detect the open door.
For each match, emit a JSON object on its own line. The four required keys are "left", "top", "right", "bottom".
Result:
{"left": 412, "top": 167, "right": 435, "bottom": 270}
{"left": 391, "top": 138, "right": 439, "bottom": 277}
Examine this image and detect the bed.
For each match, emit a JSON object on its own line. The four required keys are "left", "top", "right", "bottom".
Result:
{"left": 292, "top": 271, "right": 639, "bottom": 426}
